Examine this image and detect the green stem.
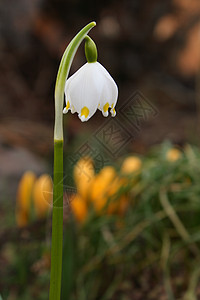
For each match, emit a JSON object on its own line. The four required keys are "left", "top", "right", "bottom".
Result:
{"left": 49, "top": 22, "right": 96, "bottom": 300}
{"left": 49, "top": 140, "right": 63, "bottom": 300}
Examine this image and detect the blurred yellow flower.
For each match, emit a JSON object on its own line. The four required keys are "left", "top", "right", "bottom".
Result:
{"left": 71, "top": 158, "right": 130, "bottom": 222}
{"left": 166, "top": 148, "right": 182, "bottom": 162}
{"left": 70, "top": 194, "right": 87, "bottom": 223}
{"left": 121, "top": 156, "right": 142, "bottom": 174}
{"left": 16, "top": 210, "right": 29, "bottom": 228}
{"left": 16, "top": 171, "right": 36, "bottom": 227}
{"left": 105, "top": 177, "right": 122, "bottom": 213}
{"left": 90, "top": 166, "right": 117, "bottom": 212}
{"left": 73, "top": 156, "right": 94, "bottom": 199}
{"left": 33, "top": 174, "right": 53, "bottom": 218}
{"left": 106, "top": 180, "right": 129, "bottom": 215}
{"left": 16, "top": 172, "right": 52, "bottom": 227}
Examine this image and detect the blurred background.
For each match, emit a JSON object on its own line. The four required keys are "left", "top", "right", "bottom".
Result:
{"left": 0, "top": 0, "right": 199, "bottom": 190}
{"left": 1, "top": 0, "right": 200, "bottom": 299}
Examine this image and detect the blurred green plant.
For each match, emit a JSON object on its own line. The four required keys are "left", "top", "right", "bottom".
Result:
{"left": 61, "top": 141, "right": 200, "bottom": 299}
{"left": 2, "top": 142, "right": 200, "bottom": 299}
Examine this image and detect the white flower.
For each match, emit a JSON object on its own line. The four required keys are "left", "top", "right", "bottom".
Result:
{"left": 63, "top": 62, "right": 118, "bottom": 122}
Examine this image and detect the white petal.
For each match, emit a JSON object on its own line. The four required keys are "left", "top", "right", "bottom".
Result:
{"left": 63, "top": 107, "right": 68, "bottom": 114}
{"left": 96, "top": 62, "right": 118, "bottom": 117}
{"left": 63, "top": 65, "right": 86, "bottom": 114}
{"left": 64, "top": 62, "right": 105, "bottom": 121}
{"left": 63, "top": 62, "right": 118, "bottom": 121}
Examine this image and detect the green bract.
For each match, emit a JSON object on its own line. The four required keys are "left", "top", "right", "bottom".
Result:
{"left": 85, "top": 35, "right": 98, "bottom": 63}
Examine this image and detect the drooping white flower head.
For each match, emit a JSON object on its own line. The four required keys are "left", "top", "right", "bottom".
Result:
{"left": 63, "top": 61, "right": 118, "bottom": 122}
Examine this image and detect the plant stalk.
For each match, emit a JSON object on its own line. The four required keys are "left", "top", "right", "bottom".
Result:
{"left": 49, "top": 140, "right": 63, "bottom": 300}
{"left": 49, "top": 21, "right": 96, "bottom": 300}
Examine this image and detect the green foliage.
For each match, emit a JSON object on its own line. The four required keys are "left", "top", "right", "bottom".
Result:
{"left": 2, "top": 142, "right": 200, "bottom": 299}
{"left": 62, "top": 142, "right": 200, "bottom": 299}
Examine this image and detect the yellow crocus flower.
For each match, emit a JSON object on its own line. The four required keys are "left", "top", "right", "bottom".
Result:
{"left": 166, "top": 148, "right": 182, "bottom": 162}
{"left": 121, "top": 156, "right": 142, "bottom": 175}
{"left": 90, "top": 166, "right": 119, "bottom": 212}
{"left": 73, "top": 156, "right": 95, "bottom": 199}
{"left": 70, "top": 194, "right": 87, "bottom": 223}
{"left": 16, "top": 171, "right": 36, "bottom": 227}
{"left": 33, "top": 174, "right": 53, "bottom": 218}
